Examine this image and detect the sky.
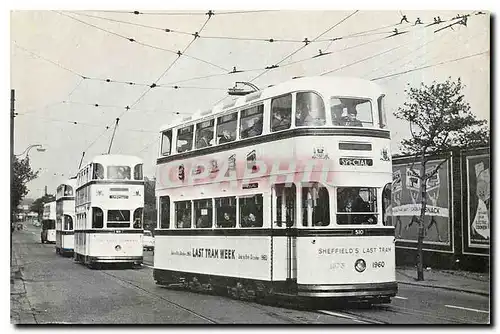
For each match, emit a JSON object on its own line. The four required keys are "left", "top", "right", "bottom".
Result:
{"left": 9, "top": 7, "right": 491, "bottom": 199}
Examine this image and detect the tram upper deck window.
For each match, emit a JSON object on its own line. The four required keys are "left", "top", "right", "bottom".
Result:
{"left": 216, "top": 112, "right": 237, "bottom": 144}
{"left": 240, "top": 105, "right": 264, "bottom": 139}
{"left": 195, "top": 119, "right": 215, "bottom": 149}
{"left": 336, "top": 187, "right": 378, "bottom": 225}
{"left": 161, "top": 130, "right": 172, "bottom": 156}
{"left": 175, "top": 201, "right": 192, "bottom": 228}
{"left": 107, "top": 210, "right": 130, "bottom": 228}
{"left": 302, "top": 183, "right": 330, "bottom": 226}
{"left": 177, "top": 125, "right": 194, "bottom": 153}
{"left": 378, "top": 95, "right": 387, "bottom": 129}
{"left": 134, "top": 164, "right": 143, "bottom": 180}
{"left": 296, "top": 92, "right": 326, "bottom": 126}
{"left": 93, "top": 163, "right": 104, "bottom": 180}
{"left": 215, "top": 196, "right": 236, "bottom": 228}
{"left": 159, "top": 196, "right": 170, "bottom": 229}
{"left": 107, "top": 166, "right": 131, "bottom": 180}
{"left": 64, "top": 185, "right": 74, "bottom": 197}
{"left": 239, "top": 194, "right": 263, "bottom": 228}
{"left": 271, "top": 94, "right": 292, "bottom": 132}
{"left": 330, "top": 97, "right": 373, "bottom": 127}
{"left": 194, "top": 199, "right": 213, "bottom": 228}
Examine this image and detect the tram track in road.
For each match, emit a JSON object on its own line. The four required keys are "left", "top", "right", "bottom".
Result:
{"left": 99, "top": 270, "right": 220, "bottom": 324}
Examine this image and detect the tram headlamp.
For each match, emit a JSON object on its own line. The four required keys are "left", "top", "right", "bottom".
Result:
{"left": 115, "top": 245, "right": 122, "bottom": 251}
{"left": 354, "top": 259, "right": 366, "bottom": 273}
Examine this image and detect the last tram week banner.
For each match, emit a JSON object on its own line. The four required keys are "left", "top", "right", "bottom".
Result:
{"left": 390, "top": 160, "right": 451, "bottom": 245}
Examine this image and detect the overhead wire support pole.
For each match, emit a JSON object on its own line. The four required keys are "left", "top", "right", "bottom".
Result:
{"left": 107, "top": 118, "right": 120, "bottom": 154}
{"left": 10, "top": 89, "right": 15, "bottom": 267}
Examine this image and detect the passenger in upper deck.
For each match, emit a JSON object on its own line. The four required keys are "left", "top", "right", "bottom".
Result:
{"left": 241, "top": 116, "right": 263, "bottom": 139}
{"left": 196, "top": 130, "right": 213, "bottom": 149}
{"left": 344, "top": 109, "right": 363, "bottom": 127}
{"left": 219, "top": 129, "right": 235, "bottom": 144}
{"left": 296, "top": 101, "right": 325, "bottom": 126}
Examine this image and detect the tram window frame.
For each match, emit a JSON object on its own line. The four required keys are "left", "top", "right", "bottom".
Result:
{"left": 215, "top": 196, "right": 236, "bottom": 228}
{"left": 107, "top": 166, "right": 131, "bottom": 180}
{"left": 64, "top": 185, "right": 74, "bottom": 197}
{"left": 161, "top": 129, "right": 173, "bottom": 156}
{"left": 93, "top": 163, "right": 104, "bottom": 180}
{"left": 336, "top": 187, "right": 378, "bottom": 225}
{"left": 274, "top": 183, "right": 296, "bottom": 227}
{"left": 175, "top": 201, "right": 192, "bottom": 229}
{"left": 378, "top": 95, "right": 387, "bottom": 129}
{"left": 176, "top": 125, "right": 194, "bottom": 153}
{"left": 159, "top": 196, "right": 170, "bottom": 229}
{"left": 301, "top": 183, "right": 330, "bottom": 227}
{"left": 193, "top": 199, "right": 213, "bottom": 228}
{"left": 133, "top": 208, "right": 143, "bottom": 229}
{"left": 134, "top": 164, "right": 143, "bottom": 180}
{"left": 216, "top": 112, "right": 237, "bottom": 144}
{"left": 92, "top": 207, "right": 104, "bottom": 229}
{"left": 239, "top": 194, "right": 263, "bottom": 228}
{"left": 330, "top": 97, "right": 374, "bottom": 127}
{"left": 107, "top": 210, "right": 131, "bottom": 228}
{"left": 240, "top": 104, "right": 264, "bottom": 139}
{"left": 271, "top": 94, "right": 292, "bottom": 132}
{"left": 296, "top": 91, "right": 326, "bottom": 127}
{"left": 382, "top": 183, "right": 392, "bottom": 226}
{"left": 195, "top": 119, "right": 215, "bottom": 149}
{"left": 64, "top": 214, "right": 73, "bottom": 230}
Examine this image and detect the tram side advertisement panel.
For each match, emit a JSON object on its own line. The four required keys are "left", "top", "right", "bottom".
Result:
{"left": 297, "top": 236, "right": 396, "bottom": 285}
{"left": 155, "top": 236, "right": 271, "bottom": 280}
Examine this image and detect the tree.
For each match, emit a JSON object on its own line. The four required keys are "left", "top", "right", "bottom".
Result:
{"left": 12, "top": 156, "right": 38, "bottom": 216}
{"left": 394, "top": 77, "right": 489, "bottom": 281}
{"left": 30, "top": 193, "right": 56, "bottom": 220}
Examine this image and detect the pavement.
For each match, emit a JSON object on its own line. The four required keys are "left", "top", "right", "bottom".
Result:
{"left": 396, "top": 267, "right": 489, "bottom": 297}
{"left": 10, "top": 250, "right": 37, "bottom": 324}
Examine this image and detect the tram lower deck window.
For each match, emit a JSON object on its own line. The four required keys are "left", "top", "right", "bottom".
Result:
{"left": 176, "top": 201, "right": 192, "bottom": 228}
{"left": 336, "top": 187, "right": 378, "bottom": 225}
{"left": 215, "top": 196, "right": 236, "bottom": 228}
{"left": 302, "top": 183, "right": 330, "bottom": 227}
{"left": 194, "top": 199, "right": 213, "bottom": 228}
{"left": 107, "top": 210, "right": 130, "bottom": 228}
{"left": 239, "top": 194, "right": 263, "bottom": 228}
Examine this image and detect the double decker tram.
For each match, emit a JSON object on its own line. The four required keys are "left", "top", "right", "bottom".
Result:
{"left": 153, "top": 76, "right": 397, "bottom": 304}
{"left": 55, "top": 178, "right": 76, "bottom": 256}
{"left": 41, "top": 201, "right": 57, "bottom": 244}
{"left": 74, "top": 155, "right": 145, "bottom": 267}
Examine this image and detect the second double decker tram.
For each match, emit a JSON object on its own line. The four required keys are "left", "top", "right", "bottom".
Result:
{"left": 55, "top": 178, "right": 76, "bottom": 256}
{"left": 153, "top": 76, "right": 397, "bottom": 304}
{"left": 74, "top": 155, "right": 145, "bottom": 267}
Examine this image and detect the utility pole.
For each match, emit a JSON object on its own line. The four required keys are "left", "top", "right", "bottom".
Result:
{"left": 11, "top": 89, "right": 15, "bottom": 266}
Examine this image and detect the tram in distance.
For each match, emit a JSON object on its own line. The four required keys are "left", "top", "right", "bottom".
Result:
{"left": 153, "top": 76, "right": 397, "bottom": 304}
{"left": 74, "top": 154, "right": 145, "bottom": 267}
{"left": 41, "top": 201, "right": 57, "bottom": 244}
{"left": 55, "top": 178, "right": 76, "bottom": 257}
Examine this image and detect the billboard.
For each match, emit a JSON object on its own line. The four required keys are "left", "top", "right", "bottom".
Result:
{"left": 466, "top": 155, "right": 490, "bottom": 248}
{"left": 391, "top": 160, "right": 451, "bottom": 246}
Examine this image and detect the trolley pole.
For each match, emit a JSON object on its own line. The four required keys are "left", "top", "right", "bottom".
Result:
{"left": 11, "top": 89, "right": 15, "bottom": 266}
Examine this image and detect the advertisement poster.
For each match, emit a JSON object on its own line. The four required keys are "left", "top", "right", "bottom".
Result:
{"left": 467, "top": 155, "right": 490, "bottom": 247}
{"left": 391, "top": 160, "right": 450, "bottom": 245}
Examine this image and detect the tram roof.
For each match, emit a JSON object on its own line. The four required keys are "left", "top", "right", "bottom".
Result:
{"left": 159, "top": 76, "right": 384, "bottom": 131}
{"left": 84, "top": 154, "right": 143, "bottom": 167}
{"left": 57, "top": 178, "right": 76, "bottom": 188}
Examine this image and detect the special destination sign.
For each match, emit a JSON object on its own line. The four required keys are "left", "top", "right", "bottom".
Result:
{"left": 339, "top": 157, "right": 373, "bottom": 166}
